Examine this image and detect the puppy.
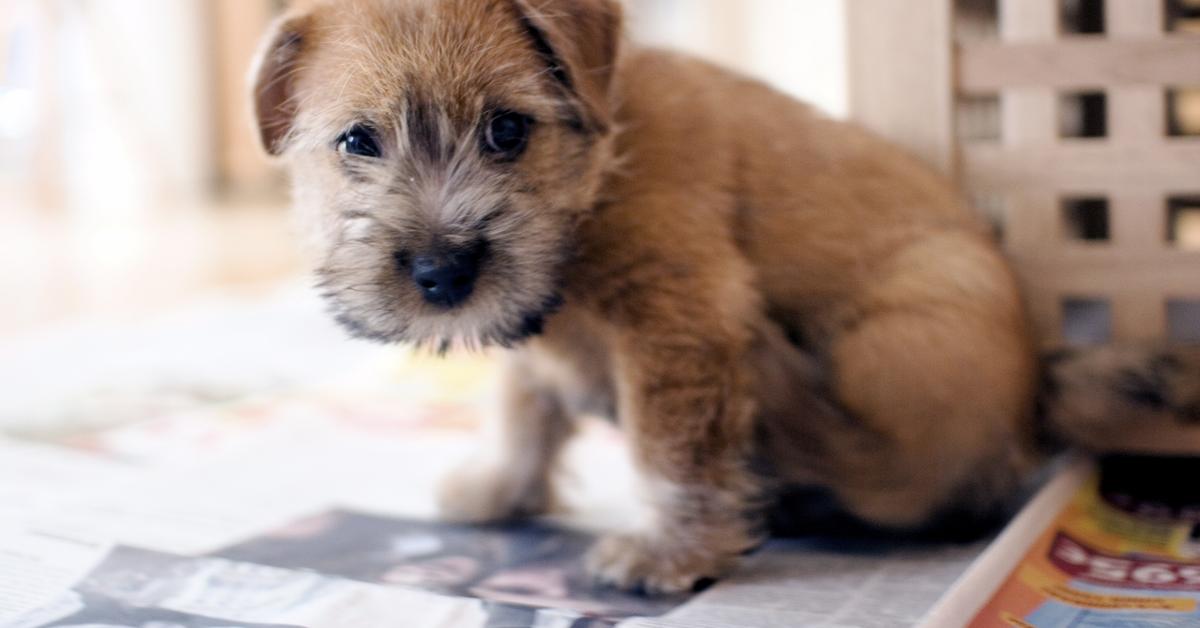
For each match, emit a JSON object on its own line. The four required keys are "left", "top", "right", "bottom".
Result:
{"left": 252, "top": 0, "right": 1200, "bottom": 593}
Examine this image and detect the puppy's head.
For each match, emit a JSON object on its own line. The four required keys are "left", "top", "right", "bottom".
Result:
{"left": 252, "top": 0, "right": 622, "bottom": 348}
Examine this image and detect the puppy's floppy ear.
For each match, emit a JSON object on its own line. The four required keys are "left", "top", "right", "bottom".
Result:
{"left": 513, "top": 0, "right": 623, "bottom": 134}
{"left": 250, "top": 12, "right": 313, "bottom": 156}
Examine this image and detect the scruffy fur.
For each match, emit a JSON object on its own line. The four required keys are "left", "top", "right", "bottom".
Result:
{"left": 253, "top": 0, "right": 1200, "bottom": 593}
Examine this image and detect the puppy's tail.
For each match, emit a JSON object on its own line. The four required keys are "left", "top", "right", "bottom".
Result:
{"left": 1039, "top": 346, "right": 1200, "bottom": 455}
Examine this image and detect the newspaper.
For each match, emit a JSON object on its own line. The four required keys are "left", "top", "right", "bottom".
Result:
{"left": 216, "top": 510, "right": 684, "bottom": 627}
{"left": 620, "top": 538, "right": 984, "bottom": 628}
{"left": 2, "top": 505, "right": 981, "bottom": 628}
{"left": 3, "top": 540, "right": 487, "bottom": 628}
{"left": 0, "top": 389, "right": 987, "bottom": 627}
{"left": 0, "top": 529, "right": 110, "bottom": 624}
{"left": 214, "top": 509, "right": 987, "bottom": 628}
{"left": 923, "top": 456, "right": 1200, "bottom": 627}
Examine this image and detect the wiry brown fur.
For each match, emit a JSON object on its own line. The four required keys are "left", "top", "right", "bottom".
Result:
{"left": 253, "top": 0, "right": 1200, "bottom": 593}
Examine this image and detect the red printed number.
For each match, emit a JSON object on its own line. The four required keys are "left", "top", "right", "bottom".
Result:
{"left": 1050, "top": 534, "right": 1200, "bottom": 591}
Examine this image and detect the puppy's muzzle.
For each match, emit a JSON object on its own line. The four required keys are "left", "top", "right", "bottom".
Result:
{"left": 402, "top": 242, "right": 486, "bottom": 309}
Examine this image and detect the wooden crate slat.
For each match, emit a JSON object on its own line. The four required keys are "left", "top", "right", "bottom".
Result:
{"left": 1106, "top": 0, "right": 1165, "bottom": 38}
{"left": 1013, "top": 251, "right": 1200, "bottom": 269}
{"left": 1017, "top": 265, "right": 1197, "bottom": 342}
{"left": 1015, "top": 269, "right": 1196, "bottom": 343}
{"left": 1002, "top": 89, "right": 1056, "bottom": 145}
{"left": 1011, "top": 256, "right": 1200, "bottom": 287}
{"left": 1004, "top": 189, "right": 1060, "bottom": 254}
{"left": 1115, "top": 291, "right": 1170, "bottom": 342}
{"left": 1110, "top": 191, "right": 1170, "bottom": 252}
{"left": 848, "top": 0, "right": 956, "bottom": 175}
{"left": 962, "top": 142, "right": 1200, "bottom": 190}
{"left": 1111, "top": 86, "right": 1170, "bottom": 143}
{"left": 959, "top": 38, "right": 1200, "bottom": 92}
{"left": 1000, "top": 0, "right": 1058, "bottom": 41}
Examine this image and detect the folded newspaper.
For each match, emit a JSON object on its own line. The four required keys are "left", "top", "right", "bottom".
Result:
{"left": 2, "top": 379, "right": 1196, "bottom": 627}
{"left": 0, "top": 384, "right": 983, "bottom": 628}
{"left": 924, "top": 456, "right": 1200, "bottom": 627}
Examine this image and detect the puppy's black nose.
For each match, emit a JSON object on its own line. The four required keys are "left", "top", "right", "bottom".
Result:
{"left": 409, "top": 246, "right": 484, "bottom": 309}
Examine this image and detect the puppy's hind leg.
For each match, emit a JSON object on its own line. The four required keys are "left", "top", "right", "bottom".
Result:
{"left": 438, "top": 353, "right": 576, "bottom": 523}
{"left": 821, "top": 303, "right": 1037, "bottom": 532}
{"left": 765, "top": 235, "right": 1041, "bottom": 535}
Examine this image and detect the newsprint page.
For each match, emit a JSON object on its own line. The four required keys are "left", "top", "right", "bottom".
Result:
{"left": 0, "top": 393, "right": 989, "bottom": 628}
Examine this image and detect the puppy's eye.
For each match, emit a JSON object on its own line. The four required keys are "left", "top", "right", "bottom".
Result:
{"left": 337, "top": 125, "right": 382, "bottom": 158}
{"left": 482, "top": 111, "right": 532, "bottom": 159}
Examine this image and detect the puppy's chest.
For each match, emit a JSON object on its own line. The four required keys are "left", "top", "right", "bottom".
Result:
{"left": 529, "top": 315, "right": 617, "bottom": 420}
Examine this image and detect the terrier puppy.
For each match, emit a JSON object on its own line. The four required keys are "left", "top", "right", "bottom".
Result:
{"left": 252, "top": 0, "right": 1200, "bottom": 593}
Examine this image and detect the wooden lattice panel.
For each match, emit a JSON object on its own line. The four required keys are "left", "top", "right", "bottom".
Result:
{"left": 957, "top": 0, "right": 1200, "bottom": 346}
{"left": 850, "top": 0, "right": 1200, "bottom": 347}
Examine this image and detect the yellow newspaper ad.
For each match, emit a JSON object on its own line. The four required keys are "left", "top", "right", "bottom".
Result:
{"left": 932, "top": 456, "right": 1200, "bottom": 627}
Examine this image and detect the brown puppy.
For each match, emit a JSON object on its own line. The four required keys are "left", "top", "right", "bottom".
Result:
{"left": 252, "top": 0, "right": 1200, "bottom": 593}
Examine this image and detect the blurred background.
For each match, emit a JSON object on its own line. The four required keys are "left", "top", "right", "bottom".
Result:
{"left": 0, "top": 0, "right": 850, "bottom": 437}
{"left": 0, "top": 0, "right": 848, "bottom": 334}
{"left": 1, "top": 0, "right": 1197, "bottom": 438}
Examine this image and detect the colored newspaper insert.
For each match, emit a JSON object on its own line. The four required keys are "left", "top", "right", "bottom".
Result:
{"left": 925, "top": 456, "right": 1200, "bottom": 627}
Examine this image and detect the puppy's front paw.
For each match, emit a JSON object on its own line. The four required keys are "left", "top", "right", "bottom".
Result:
{"left": 586, "top": 533, "right": 734, "bottom": 594}
{"left": 437, "top": 461, "right": 550, "bottom": 523}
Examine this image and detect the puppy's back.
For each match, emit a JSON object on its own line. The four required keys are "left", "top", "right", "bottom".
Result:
{"left": 607, "top": 47, "right": 998, "bottom": 314}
